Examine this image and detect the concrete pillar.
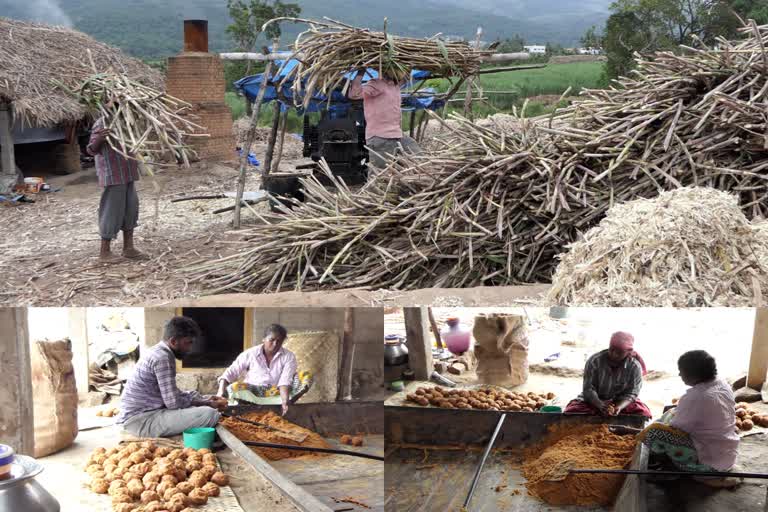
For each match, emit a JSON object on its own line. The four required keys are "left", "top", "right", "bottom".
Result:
{"left": 404, "top": 307, "right": 433, "bottom": 381}
{"left": 0, "top": 308, "right": 34, "bottom": 455}
{"left": 143, "top": 307, "right": 176, "bottom": 349}
{"left": 747, "top": 308, "right": 768, "bottom": 389}
{"left": 0, "top": 103, "right": 18, "bottom": 195}
{"left": 68, "top": 308, "right": 90, "bottom": 394}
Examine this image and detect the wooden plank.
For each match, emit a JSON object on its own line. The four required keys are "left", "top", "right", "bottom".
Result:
{"left": 748, "top": 308, "right": 768, "bottom": 390}
{"left": 403, "top": 307, "right": 432, "bottom": 381}
{"left": 217, "top": 425, "right": 335, "bottom": 512}
{"left": 0, "top": 308, "right": 34, "bottom": 455}
{"left": 0, "top": 103, "right": 17, "bottom": 184}
{"left": 68, "top": 308, "right": 90, "bottom": 395}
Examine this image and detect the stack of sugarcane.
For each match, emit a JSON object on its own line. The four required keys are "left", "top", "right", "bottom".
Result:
{"left": 187, "top": 22, "right": 768, "bottom": 294}
{"left": 62, "top": 70, "right": 206, "bottom": 168}
{"left": 267, "top": 17, "right": 491, "bottom": 109}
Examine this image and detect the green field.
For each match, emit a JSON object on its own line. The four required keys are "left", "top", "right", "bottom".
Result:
{"left": 225, "top": 61, "right": 609, "bottom": 126}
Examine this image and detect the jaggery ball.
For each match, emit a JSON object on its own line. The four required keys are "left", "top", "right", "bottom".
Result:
{"left": 175, "top": 482, "right": 195, "bottom": 495}
{"left": 141, "top": 490, "right": 161, "bottom": 504}
{"left": 113, "top": 504, "right": 137, "bottom": 512}
{"left": 143, "top": 502, "right": 166, "bottom": 512}
{"left": 187, "top": 488, "right": 208, "bottom": 506}
{"left": 127, "top": 478, "right": 145, "bottom": 499}
{"left": 202, "top": 454, "right": 217, "bottom": 466}
{"left": 111, "top": 490, "right": 133, "bottom": 505}
{"left": 742, "top": 419, "right": 754, "bottom": 431}
{"left": 91, "top": 478, "right": 110, "bottom": 494}
{"left": 340, "top": 435, "right": 352, "bottom": 445}
{"left": 201, "top": 482, "right": 220, "bottom": 497}
{"left": 199, "top": 466, "right": 216, "bottom": 481}
{"left": 160, "top": 475, "right": 179, "bottom": 486}
{"left": 154, "top": 447, "right": 171, "bottom": 458}
{"left": 188, "top": 472, "right": 207, "bottom": 488}
{"left": 108, "top": 480, "right": 126, "bottom": 495}
{"left": 185, "top": 460, "right": 202, "bottom": 473}
{"left": 351, "top": 436, "right": 364, "bottom": 447}
{"left": 156, "top": 481, "right": 176, "bottom": 497}
{"left": 210, "top": 472, "right": 229, "bottom": 486}
{"left": 143, "top": 472, "right": 161, "bottom": 487}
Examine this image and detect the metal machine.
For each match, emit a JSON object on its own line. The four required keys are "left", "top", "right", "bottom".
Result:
{"left": 301, "top": 106, "right": 369, "bottom": 186}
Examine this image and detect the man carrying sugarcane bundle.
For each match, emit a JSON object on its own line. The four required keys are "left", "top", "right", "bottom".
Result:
{"left": 348, "top": 68, "right": 422, "bottom": 168}
{"left": 86, "top": 103, "right": 146, "bottom": 261}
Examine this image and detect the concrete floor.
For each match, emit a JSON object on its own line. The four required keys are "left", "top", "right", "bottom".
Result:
{"left": 36, "top": 425, "right": 299, "bottom": 512}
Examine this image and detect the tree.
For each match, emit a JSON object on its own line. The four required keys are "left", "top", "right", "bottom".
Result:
{"left": 602, "top": 0, "right": 763, "bottom": 79}
{"left": 580, "top": 25, "right": 604, "bottom": 49}
{"left": 226, "top": 0, "right": 301, "bottom": 75}
{"left": 497, "top": 34, "right": 525, "bottom": 53}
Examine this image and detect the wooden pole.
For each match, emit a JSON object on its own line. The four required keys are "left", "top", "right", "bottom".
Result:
{"left": 408, "top": 110, "right": 416, "bottom": 138}
{"left": 0, "top": 308, "right": 34, "bottom": 455}
{"left": 428, "top": 307, "right": 443, "bottom": 350}
{"left": 219, "top": 51, "right": 531, "bottom": 63}
{"left": 0, "top": 102, "right": 18, "bottom": 194}
{"left": 271, "top": 109, "right": 289, "bottom": 173}
{"left": 233, "top": 41, "right": 278, "bottom": 229}
{"left": 403, "top": 307, "right": 433, "bottom": 381}
{"left": 337, "top": 308, "right": 355, "bottom": 401}
{"left": 263, "top": 101, "right": 281, "bottom": 175}
{"left": 747, "top": 308, "right": 768, "bottom": 390}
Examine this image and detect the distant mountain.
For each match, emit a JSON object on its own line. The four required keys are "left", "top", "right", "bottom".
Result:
{"left": 0, "top": 0, "right": 611, "bottom": 59}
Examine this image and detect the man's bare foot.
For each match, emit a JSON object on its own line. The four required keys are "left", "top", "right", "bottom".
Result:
{"left": 122, "top": 248, "right": 148, "bottom": 260}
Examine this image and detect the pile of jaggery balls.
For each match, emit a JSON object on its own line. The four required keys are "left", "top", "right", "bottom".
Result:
{"left": 84, "top": 441, "right": 230, "bottom": 512}
{"left": 406, "top": 386, "right": 555, "bottom": 412}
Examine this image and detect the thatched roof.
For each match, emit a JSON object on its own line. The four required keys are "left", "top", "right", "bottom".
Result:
{"left": 0, "top": 17, "right": 164, "bottom": 128}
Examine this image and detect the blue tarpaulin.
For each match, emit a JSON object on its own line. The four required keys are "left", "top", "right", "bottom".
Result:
{"left": 234, "top": 59, "right": 445, "bottom": 115}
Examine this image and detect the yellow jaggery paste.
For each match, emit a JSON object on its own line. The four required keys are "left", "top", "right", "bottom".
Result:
{"left": 522, "top": 424, "right": 636, "bottom": 506}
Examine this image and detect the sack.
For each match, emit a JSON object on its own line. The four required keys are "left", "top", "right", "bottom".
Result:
{"left": 473, "top": 314, "right": 529, "bottom": 386}
{"left": 31, "top": 340, "right": 78, "bottom": 457}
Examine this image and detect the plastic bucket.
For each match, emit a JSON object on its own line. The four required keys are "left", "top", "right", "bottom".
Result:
{"left": 541, "top": 405, "right": 563, "bottom": 413}
{"left": 183, "top": 427, "right": 216, "bottom": 449}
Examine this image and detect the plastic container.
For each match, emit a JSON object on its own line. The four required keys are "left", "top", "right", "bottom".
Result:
{"left": 182, "top": 427, "right": 216, "bottom": 450}
{"left": 541, "top": 405, "right": 563, "bottom": 413}
{"left": 0, "top": 444, "right": 14, "bottom": 480}
{"left": 442, "top": 318, "right": 471, "bottom": 355}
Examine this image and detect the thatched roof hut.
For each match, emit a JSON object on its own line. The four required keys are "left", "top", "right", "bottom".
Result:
{"left": 0, "top": 17, "right": 163, "bottom": 129}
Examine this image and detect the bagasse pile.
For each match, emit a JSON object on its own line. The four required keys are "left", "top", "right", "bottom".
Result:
{"left": 548, "top": 188, "right": 768, "bottom": 306}
{"left": 220, "top": 411, "right": 332, "bottom": 461}
{"left": 522, "top": 424, "right": 636, "bottom": 506}
{"left": 83, "top": 441, "right": 230, "bottom": 512}
{"left": 268, "top": 17, "right": 490, "bottom": 109}
{"left": 190, "top": 23, "right": 768, "bottom": 296}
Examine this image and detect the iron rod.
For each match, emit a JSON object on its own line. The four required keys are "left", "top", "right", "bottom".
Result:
{"left": 463, "top": 413, "right": 507, "bottom": 510}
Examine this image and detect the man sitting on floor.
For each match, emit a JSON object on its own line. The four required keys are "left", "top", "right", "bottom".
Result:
{"left": 117, "top": 316, "right": 227, "bottom": 437}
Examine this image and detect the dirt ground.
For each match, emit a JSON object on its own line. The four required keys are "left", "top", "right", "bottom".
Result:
{"left": 0, "top": 137, "right": 552, "bottom": 306}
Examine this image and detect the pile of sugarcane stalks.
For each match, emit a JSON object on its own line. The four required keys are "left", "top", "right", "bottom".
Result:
{"left": 58, "top": 58, "right": 207, "bottom": 168}
{"left": 264, "top": 17, "right": 491, "bottom": 109}
{"left": 188, "top": 22, "right": 768, "bottom": 293}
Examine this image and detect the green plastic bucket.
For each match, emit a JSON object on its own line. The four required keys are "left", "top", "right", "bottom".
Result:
{"left": 183, "top": 427, "right": 216, "bottom": 449}
{"left": 541, "top": 405, "right": 563, "bottom": 413}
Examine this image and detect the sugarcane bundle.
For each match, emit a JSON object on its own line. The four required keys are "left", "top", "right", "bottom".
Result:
{"left": 266, "top": 17, "right": 490, "bottom": 109}
{"left": 59, "top": 67, "right": 206, "bottom": 169}
{"left": 187, "top": 22, "right": 768, "bottom": 296}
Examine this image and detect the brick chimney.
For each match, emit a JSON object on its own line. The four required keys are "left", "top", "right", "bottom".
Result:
{"left": 166, "top": 20, "right": 234, "bottom": 161}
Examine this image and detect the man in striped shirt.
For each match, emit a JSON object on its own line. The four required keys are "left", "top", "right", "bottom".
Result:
{"left": 117, "top": 316, "right": 228, "bottom": 438}
{"left": 86, "top": 112, "right": 145, "bottom": 261}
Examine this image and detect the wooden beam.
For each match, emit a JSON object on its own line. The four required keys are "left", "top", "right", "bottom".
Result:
{"left": 403, "top": 307, "right": 432, "bottom": 381}
{"left": 428, "top": 307, "right": 443, "bottom": 350}
{"left": 463, "top": 27, "right": 483, "bottom": 120}
{"left": 263, "top": 101, "right": 281, "bottom": 174}
{"left": 0, "top": 308, "right": 34, "bottom": 455}
{"left": 233, "top": 41, "right": 278, "bottom": 229}
{"left": 219, "top": 51, "right": 531, "bottom": 63}
{"left": 0, "top": 103, "right": 17, "bottom": 192}
{"left": 217, "top": 425, "right": 334, "bottom": 512}
{"left": 271, "top": 110, "right": 289, "bottom": 173}
{"left": 747, "top": 308, "right": 768, "bottom": 389}
{"left": 68, "top": 308, "right": 90, "bottom": 395}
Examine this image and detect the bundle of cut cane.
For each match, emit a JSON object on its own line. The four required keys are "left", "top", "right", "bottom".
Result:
{"left": 187, "top": 22, "right": 768, "bottom": 296}
{"left": 61, "top": 70, "right": 206, "bottom": 169}
{"left": 265, "top": 17, "right": 490, "bottom": 109}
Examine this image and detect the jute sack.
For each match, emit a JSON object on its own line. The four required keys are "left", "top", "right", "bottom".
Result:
{"left": 31, "top": 339, "right": 78, "bottom": 457}
{"left": 473, "top": 314, "right": 529, "bottom": 386}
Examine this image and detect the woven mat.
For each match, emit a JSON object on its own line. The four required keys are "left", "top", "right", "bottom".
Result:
{"left": 81, "top": 450, "right": 244, "bottom": 512}
{"left": 289, "top": 331, "right": 340, "bottom": 403}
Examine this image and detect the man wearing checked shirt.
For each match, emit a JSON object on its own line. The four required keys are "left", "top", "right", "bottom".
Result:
{"left": 86, "top": 109, "right": 146, "bottom": 261}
